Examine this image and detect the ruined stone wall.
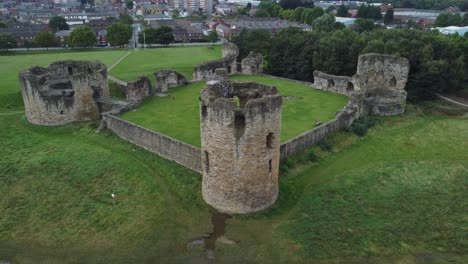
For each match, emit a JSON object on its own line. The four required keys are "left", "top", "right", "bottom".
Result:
{"left": 356, "top": 53, "right": 410, "bottom": 116}
{"left": 200, "top": 81, "right": 282, "bottom": 214}
{"left": 119, "top": 76, "right": 153, "bottom": 102}
{"left": 279, "top": 96, "right": 363, "bottom": 159}
{"left": 241, "top": 51, "right": 263, "bottom": 75}
{"left": 19, "top": 60, "right": 108, "bottom": 126}
{"left": 154, "top": 69, "right": 188, "bottom": 93}
{"left": 102, "top": 113, "right": 202, "bottom": 173}
{"left": 313, "top": 70, "right": 359, "bottom": 96}
{"left": 193, "top": 42, "right": 239, "bottom": 81}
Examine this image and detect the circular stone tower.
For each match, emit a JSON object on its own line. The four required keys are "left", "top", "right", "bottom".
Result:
{"left": 200, "top": 81, "right": 282, "bottom": 214}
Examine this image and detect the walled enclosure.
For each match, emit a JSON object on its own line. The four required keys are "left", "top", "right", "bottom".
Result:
{"left": 19, "top": 60, "right": 108, "bottom": 126}
{"left": 200, "top": 80, "right": 282, "bottom": 214}
{"left": 313, "top": 53, "right": 410, "bottom": 116}
{"left": 154, "top": 69, "right": 188, "bottom": 94}
{"left": 119, "top": 75, "right": 153, "bottom": 102}
{"left": 193, "top": 42, "right": 239, "bottom": 81}
{"left": 241, "top": 51, "right": 263, "bottom": 75}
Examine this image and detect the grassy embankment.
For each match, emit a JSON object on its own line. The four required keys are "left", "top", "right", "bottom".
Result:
{"left": 1, "top": 101, "right": 466, "bottom": 263}
{"left": 121, "top": 75, "right": 348, "bottom": 147}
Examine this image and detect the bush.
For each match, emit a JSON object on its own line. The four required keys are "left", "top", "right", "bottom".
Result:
{"left": 349, "top": 117, "right": 379, "bottom": 136}
{"left": 318, "top": 140, "right": 333, "bottom": 152}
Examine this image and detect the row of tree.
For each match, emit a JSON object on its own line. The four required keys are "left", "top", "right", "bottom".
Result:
{"left": 233, "top": 26, "right": 468, "bottom": 100}
{"left": 137, "top": 26, "right": 174, "bottom": 47}
{"left": 369, "top": 0, "right": 468, "bottom": 11}
{"left": 435, "top": 12, "right": 468, "bottom": 27}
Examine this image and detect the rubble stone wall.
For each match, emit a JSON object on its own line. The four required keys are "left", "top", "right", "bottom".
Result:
{"left": 193, "top": 42, "right": 239, "bottom": 81}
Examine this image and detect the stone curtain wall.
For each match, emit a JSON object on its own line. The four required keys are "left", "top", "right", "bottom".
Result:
{"left": 279, "top": 99, "right": 361, "bottom": 159}
{"left": 102, "top": 113, "right": 202, "bottom": 173}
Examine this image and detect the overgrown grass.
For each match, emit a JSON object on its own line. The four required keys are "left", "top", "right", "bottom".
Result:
{"left": 109, "top": 46, "right": 222, "bottom": 82}
{"left": 121, "top": 76, "right": 348, "bottom": 147}
{"left": 0, "top": 50, "right": 126, "bottom": 109}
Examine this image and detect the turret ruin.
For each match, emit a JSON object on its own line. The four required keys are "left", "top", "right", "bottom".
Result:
{"left": 18, "top": 60, "right": 108, "bottom": 126}
{"left": 200, "top": 80, "right": 282, "bottom": 214}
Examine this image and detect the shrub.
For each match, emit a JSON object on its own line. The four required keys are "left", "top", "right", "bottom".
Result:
{"left": 349, "top": 116, "right": 379, "bottom": 136}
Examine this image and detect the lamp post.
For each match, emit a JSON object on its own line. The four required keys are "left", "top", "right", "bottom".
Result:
{"left": 143, "top": 31, "right": 146, "bottom": 49}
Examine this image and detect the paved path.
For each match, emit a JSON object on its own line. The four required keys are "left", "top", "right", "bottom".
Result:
{"left": 95, "top": 97, "right": 129, "bottom": 106}
{"left": 435, "top": 93, "right": 468, "bottom": 108}
{"left": 108, "top": 75, "right": 128, "bottom": 86}
{"left": 108, "top": 51, "right": 131, "bottom": 71}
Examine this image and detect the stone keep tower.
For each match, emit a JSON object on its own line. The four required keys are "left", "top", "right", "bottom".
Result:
{"left": 19, "top": 60, "right": 108, "bottom": 126}
{"left": 200, "top": 81, "right": 282, "bottom": 214}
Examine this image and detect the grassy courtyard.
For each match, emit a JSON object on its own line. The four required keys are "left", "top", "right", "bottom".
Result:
{"left": 0, "top": 50, "right": 126, "bottom": 109}
{"left": 121, "top": 75, "right": 348, "bottom": 147}
{"left": 1, "top": 101, "right": 467, "bottom": 263}
{"left": 109, "top": 46, "right": 222, "bottom": 82}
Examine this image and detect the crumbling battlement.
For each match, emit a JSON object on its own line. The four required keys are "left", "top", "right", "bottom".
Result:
{"left": 119, "top": 75, "right": 153, "bottom": 102}
{"left": 313, "top": 71, "right": 358, "bottom": 96}
{"left": 313, "top": 53, "right": 410, "bottom": 116}
{"left": 193, "top": 42, "right": 239, "bottom": 81}
{"left": 19, "top": 60, "right": 108, "bottom": 126}
{"left": 241, "top": 51, "right": 263, "bottom": 75}
{"left": 200, "top": 80, "right": 282, "bottom": 214}
{"left": 154, "top": 69, "right": 188, "bottom": 94}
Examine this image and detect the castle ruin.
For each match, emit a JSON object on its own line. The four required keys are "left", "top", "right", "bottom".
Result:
{"left": 241, "top": 51, "right": 263, "bottom": 75}
{"left": 18, "top": 60, "right": 108, "bottom": 126}
{"left": 313, "top": 53, "right": 410, "bottom": 116}
{"left": 200, "top": 80, "right": 282, "bottom": 214}
{"left": 154, "top": 69, "right": 188, "bottom": 94}
{"left": 119, "top": 75, "right": 153, "bottom": 102}
{"left": 193, "top": 43, "right": 239, "bottom": 81}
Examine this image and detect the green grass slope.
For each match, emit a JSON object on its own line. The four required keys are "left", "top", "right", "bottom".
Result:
{"left": 121, "top": 75, "right": 348, "bottom": 147}
{"left": 0, "top": 102, "right": 467, "bottom": 263}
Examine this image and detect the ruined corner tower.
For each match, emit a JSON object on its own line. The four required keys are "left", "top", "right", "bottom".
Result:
{"left": 200, "top": 80, "right": 282, "bottom": 214}
{"left": 18, "top": 60, "right": 108, "bottom": 126}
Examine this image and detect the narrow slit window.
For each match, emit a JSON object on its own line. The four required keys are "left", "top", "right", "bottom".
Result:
{"left": 68, "top": 66, "right": 73, "bottom": 75}
{"left": 201, "top": 105, "right": 207, "bottom": 118}
{"left": 269, "top": 159, "right": 272, "bottom": 173}
{"left": 204, "top": 151, "right": 209, "bottom": 173}
{"left": 266, "top": 133, "right": 273, "bottom": 148}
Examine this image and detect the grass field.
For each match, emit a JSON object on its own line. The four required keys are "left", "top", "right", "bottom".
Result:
{"left": 121, "top": 75, "right": 348, "bottom": 147}
{"left": 1, "top": 101, "right": 467, "bottom": 263}
{"left": 109, "top": 46, "right": 222, "bottom": 82}
{"left": 0, "top": 50, "right": 126, "bottom": 109}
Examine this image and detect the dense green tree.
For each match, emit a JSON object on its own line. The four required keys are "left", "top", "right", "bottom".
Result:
{"left": 384, "top": 8, "right": 394, "bottom": 25}
{"left": 126, "top": 0, "right": 133, "bottom": 9}
{"left": 435, "top": 13, "right": 463, "bottom": 27}
{"left": 154, "top": 26, "right": 174, "bottom": 46}
{"left": 138, "top": 27, "right": 157, "bottom": 46}
{"left": 301, "top": 8, "right": 324, "bottom": 24}
{"left": 294, "top": 7, "right": 305, "bottom": 22}
{"left": 232, "top": 29, "right": 272, "bottom": 61}
{"left": 0, "top": 34, "right": 16, "bottom": 51}
{"left": 336, "top": 4, "right": 349, "bottom": 17}
{"left": 107, "top": 23, "right": 132, "bottom": 47}
{"left": 49, "top": 16, "right": 69, "bottom": 31}
{"left": 312, "top": 13, "right": 336, "bottom": 32}
{"left": 357, "top": 5, "right": 383, "bottom": 20}
{"left": 34, "top": 31, "right": 57, "bottom": 49}
{"left": 0, "top": 22, "right": 7, "bottom": 28}
{"left": 352, "top": 18, "right": 376, "bottom": 33}
{"left": 119, "top": 14, "right": 133, "bottom": 25}
{"left": 254, "top": 8, "right": 270, "bottom": 17}
{"left": 279, "top": 0, "right": 303, "bottom": 10}
{"left": 280, "top": 9, "right": 295, "bottom": 20}
{"left": 69, "top": 26, "right": 96, "bottom": 47}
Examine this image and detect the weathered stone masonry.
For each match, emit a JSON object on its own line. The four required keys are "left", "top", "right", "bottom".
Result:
{"left": 19, "top": 60, "right": 108, "bottom": 126}
{"left": 200, "top": 81, "right": 282, "bottom": 214}
{"left": 193, "top": 42, "right": 239, "bottom": 81}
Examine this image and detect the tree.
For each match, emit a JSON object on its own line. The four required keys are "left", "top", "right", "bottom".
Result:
{"left": 125, "top": 0, "right": 133, "bottom": 9}
{"left": 34, "top": 31, "right": 57, "bottom": 50}
{"left": 107, "top": 23, "right": 132, "bottom": 47}
{"left": 154, "top": 26, "right": 174, "bottom": 46}
{"left": 207, "top": 31, "right": 219, "bottom": 46}
{"left": 49, "top": 16, "right": 69, "bottom": 31}
{"left": 357, "top": 5, "right": 383, "bottom": 20}
{"left": 119, "top": 14, "right": 133, "bottom": 25}
{"left": 312, "top": 13, "right": 336, "bottom": 32}
{"left": 0, "top": 22, "right": 7, "bottom": 28}
{"left": 435, "top": 13, "right": 463, "bottom": 27}
{"left": 138, "top": 28, "right": 157, "bottom": 47}
{"left": 384, "top": 8, "right": 394, "bottom": 25}
{"left": 337, "top": 4, "right": 349, "bottom": 17}
{"left": 279, "top": 0, "right": 302, "bottom": 10}
{"left": 352, "top": 18, "right": 376, "bottom": 33}
{"left": 0, "top": 34, "right": 16, "bottom": 51}
{"left": 294, "top": 7, "right": 305, "bottom": 22}
{"left": 69, "top": 26, "right": 96, "bottom": 47}
{"left": 301, "top": 8, "right": 324, "bottom": 24}
{"left": 254, "top": 8, "right": 270, "bottom": 17}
